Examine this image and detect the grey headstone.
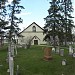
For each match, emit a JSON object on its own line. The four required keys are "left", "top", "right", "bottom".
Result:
{"left": 69, "top": 46, "right": 73, "bottom": 55}
{"left": 60, "top": 49, "right": 64, "bottom": 56}
{"left": 56, "top": 47, "right": 60, "bottom": 54}
{"left": 11, "top": 44, "right": 15, "bottom": 56}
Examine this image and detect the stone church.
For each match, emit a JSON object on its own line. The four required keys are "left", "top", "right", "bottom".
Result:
{"left": 18, "top": 22, "right": 46, "bottom": 45}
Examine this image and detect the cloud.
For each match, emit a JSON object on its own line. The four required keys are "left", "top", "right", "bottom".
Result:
{"left": 16, "top": 12, "right": 32, "bottom": 16}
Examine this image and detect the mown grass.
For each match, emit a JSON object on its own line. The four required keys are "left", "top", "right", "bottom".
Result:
{"left": 0, "top": 46, "right": 8, "bottom": 75}
{"left": 0, "top": 45, "right": 75, "bottom": 75}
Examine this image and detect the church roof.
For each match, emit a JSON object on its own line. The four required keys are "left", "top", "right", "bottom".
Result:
{"left": 20, "top": 22, "right": 44, "bottom": 34}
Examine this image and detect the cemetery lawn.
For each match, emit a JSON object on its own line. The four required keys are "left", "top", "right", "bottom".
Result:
{"left": 0, "top": 45, "right": 75, "bottom": 75}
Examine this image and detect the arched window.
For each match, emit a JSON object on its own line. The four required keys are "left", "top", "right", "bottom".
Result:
{"left": 32, "top": 26, "right": 36, "bottom": 32}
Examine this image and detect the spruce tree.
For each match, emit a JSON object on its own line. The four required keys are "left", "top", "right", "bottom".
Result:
{"left": 44, "top": 0, "right": 63, "bottom": 47}
{"left": 61, "top": 0, "right": 74, "bottom": 45}
{"left": 0, "top": 0, "right": 8, "bottom": 46}
{"left": 44, "top": 0, "right": 74, "bottom": 46}
{"left": 4, "top": 0, "right": 25, "bottom": 40}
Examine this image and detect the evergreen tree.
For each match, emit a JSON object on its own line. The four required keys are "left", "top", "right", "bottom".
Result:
{"left": 3, "top": 0, "right": 25, "bottom": 74}
{"left": 44, "top": 0, "right": 74, "bottom": 46}
{"left": 44, "top": 0, "right": 63, "bottom": 47}
{"left": 4, "top": 0, "right": 24, "bottom": 40}
{"left": 61, "top": 0, "right": 74, "bottom": 45}
{"left": 0, "top": 0, "right": 8, "bottom": 46}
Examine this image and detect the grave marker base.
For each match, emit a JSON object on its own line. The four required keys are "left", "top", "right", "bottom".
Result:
{"left": 44, "top": 56, "right": 52, "bottom": 61}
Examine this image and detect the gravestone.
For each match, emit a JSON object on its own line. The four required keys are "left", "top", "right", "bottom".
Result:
{"left": 60, "top": 49, "right": 64, "bottom": 56}
{"left": 62, "top": 59, "right": 66, "bottom": 66}
{"left": 44, "top": 47, "right": 52, "bottom": 61}
{"left": 56, "top": 47, "right": 60, "bottom": 54}
{"left": 73, "top": 53, "right": 75, "bottom": 57}
{"left": 7, "top": 69, "right": 10, "bottom": 72}
{"left": 73, "top": 47, "right": 75, "bottom": 53}
{"left": 9, "top": 57, "right": 14, "bottom": 75}
{"left": 69, "top": 46, "right": 73, "bottom": 55}
{"left": 16, "top": 65, "right": 19, "bottom": 75}
{"left": 50, "top": 36, "right": 54, "bottom": 45}
{"left": 55, "top": 35, "right": 59, "bottom": 46}
{"left": 15, "top": 45, "right": 17, "bottom": 55}
{"left": 62, "top": 73, "right": 64, "bottom": 75}
{"left": 0, "top": 64, "right": 3, "bottom": 67}
{"left": 52, "top": 47, "right": 55, "bottom": 53}
{"left": 11, "top": 44, "right": 15, "bottom": 57}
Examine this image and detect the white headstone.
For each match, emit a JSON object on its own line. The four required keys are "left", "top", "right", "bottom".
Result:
{"left": 52, "top": 47, "right": 55, "bottom": 52}
{"left": 16, "top": 65, "right": 19, "bottom": 75}
{"left": 62, "top": 73, "right": 64, "bottom": 75}
{"left": 9, "top": 57, "right": 14, "bottom": 75}
{"left": 73, "top": 53, "right": 75, "bottom": 57}
{"left": 7, "top": 69, "right": 10, "bottom": 72}
{"left": 69, "top": 46, "right": 73, "bottom": 55}
{"left": 55, "top": 36, "right": 59, "bottom": 45}
{"left": 62, "top": 59, "right": 66, "bottom": 65}
{"left": 15, "top": 45, "right": 17, "bottom": 55}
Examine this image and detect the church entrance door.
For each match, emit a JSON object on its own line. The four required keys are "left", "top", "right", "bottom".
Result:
{"left": 34, "top": 40, "right": 38, "bottom": 45}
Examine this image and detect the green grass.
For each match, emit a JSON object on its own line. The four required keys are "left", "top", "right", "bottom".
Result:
{"left": 0, "top": 45, "right": 75, "bottom": 75}
{"left": 0, "top": 46, "right": 8, "bottom": 75}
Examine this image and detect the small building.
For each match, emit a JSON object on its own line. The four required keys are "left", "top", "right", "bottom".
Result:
{"left": 18, "top": 22, "right": 46, "bottom": 45}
